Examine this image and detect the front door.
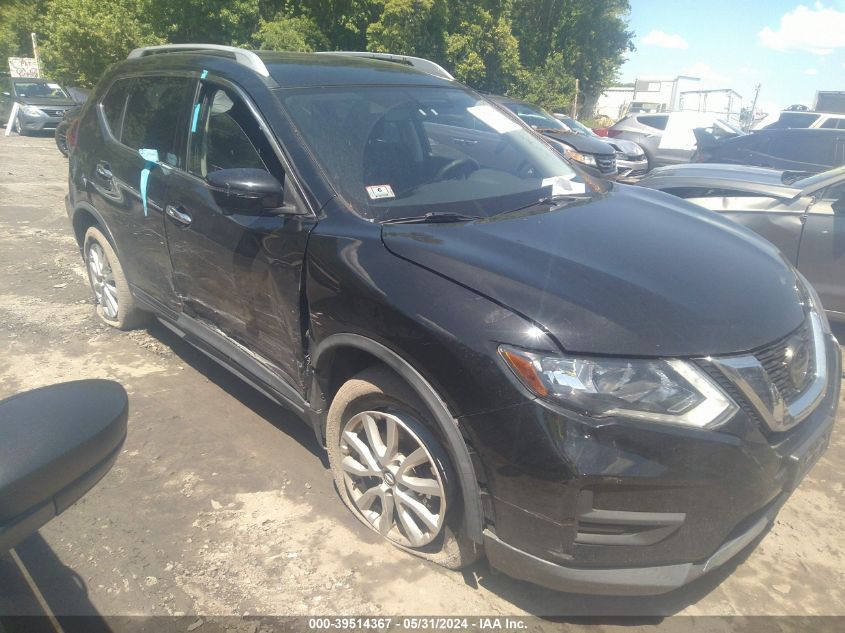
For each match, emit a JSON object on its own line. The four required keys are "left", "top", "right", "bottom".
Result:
{"left": 164, "top": 78, "right": 315, "bottom": 392}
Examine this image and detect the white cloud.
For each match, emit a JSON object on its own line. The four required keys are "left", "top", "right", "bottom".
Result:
{"left": 681, "top": 62, "right": 727, "bottom": 83}
{"left": 641, "top": 29, "right": 689, "bottom": 49}
{"left": 759, "top": 4, "right": 845, "bottom": 55}
{"left": 803, "top": 68, "right": 819, "bottom": 75}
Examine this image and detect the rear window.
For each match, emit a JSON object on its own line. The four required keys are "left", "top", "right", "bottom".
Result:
{"left": 636, "top": 115, "right": 668, "bottom": 130}
{"left": 100, "top": 78, "right": 133, "bottom": 139}
{"left": 121, "top": 76, "right": 193, "bottom": 167}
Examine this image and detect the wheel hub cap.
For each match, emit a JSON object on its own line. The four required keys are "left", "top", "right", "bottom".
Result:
{"left": 339, "top": 410, "right": 446, "bottom": 547}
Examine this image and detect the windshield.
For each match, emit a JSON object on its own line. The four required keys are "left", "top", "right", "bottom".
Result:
{"left": 556, "top": 115, "right": 596, "bottom": 137}
{"left": 501, "top": 101, "right": 568, "bottom": 132}
{"left": 13, "top": 80, "right": 70, "bottom": 99}
{"left": 280, "top": 86, "right": 584, "bottom": 221}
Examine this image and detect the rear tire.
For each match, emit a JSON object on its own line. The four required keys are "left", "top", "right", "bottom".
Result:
{"left": 326, "top": 366, "right": 481, "bottom": 569}
{"left": 83, "top": 226, "right": 147, "bottom": 330}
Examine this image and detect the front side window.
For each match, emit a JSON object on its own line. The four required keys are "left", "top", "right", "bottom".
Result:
{"left": 121, "top": 76, "right": 193, "bottom": 167}
{"left": 189, "top": 85, "right": 282, "bottom": 181}
{"left": 279, "top": 86, "right": 583, "bottom": 221}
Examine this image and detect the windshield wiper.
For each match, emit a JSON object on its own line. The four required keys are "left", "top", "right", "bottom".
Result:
{"left": 380, "top": 212, "right": 484, "bottom": 225}
{"left": 497, "top": 193, "right": 584, "bottom": 217}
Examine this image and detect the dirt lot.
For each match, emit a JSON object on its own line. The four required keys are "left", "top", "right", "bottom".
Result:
{"left": 1, "top": 134, "right": 845, "bottom": 624}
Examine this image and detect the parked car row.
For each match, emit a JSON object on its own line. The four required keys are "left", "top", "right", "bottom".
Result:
{"left": 61, "top": 45, "right": 839, "bottom": 597}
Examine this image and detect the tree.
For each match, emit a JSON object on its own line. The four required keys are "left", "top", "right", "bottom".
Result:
{"left": 39, "top": 0, "right": 161, "bottom": 87}
{"left": 139, "top": 0, "right": 261, "bottom": 47}
{"left": 443, "top": 4, "right": 522, "bottom": 94}
{"left": 367, "top": 0, "right": 447, "bottom": 58}
{"left": 254, "top": 13, "right": 327, "bottom": 51}
{"left": 0, "top": 1, "right": 49, "bottom": 68}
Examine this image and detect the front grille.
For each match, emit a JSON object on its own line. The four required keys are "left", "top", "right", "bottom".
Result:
{"left": 596, "top": 154, "right": 617, "bottom": 174}
{"left": 753, "top": 321, "right": 815, "bottom": 404}
{"left": 40, "top": 108, "right": 65, "bottom": 117}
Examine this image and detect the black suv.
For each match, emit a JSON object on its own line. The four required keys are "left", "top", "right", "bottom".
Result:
{"left": 67, "top": 45, "right": 840, "bottom": 595}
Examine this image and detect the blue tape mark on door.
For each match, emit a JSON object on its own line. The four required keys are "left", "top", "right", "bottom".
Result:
{"left": 140, "top": 168, "right": 151, "bottom": 217}
{"left": 191, "top": 102, "right": 201, "bottom": 133}
{"left": 200, "top": 69, "right": 208, "bottom": 79}
{"left": 137, "top": 148, "right": 159, "bottom": 218}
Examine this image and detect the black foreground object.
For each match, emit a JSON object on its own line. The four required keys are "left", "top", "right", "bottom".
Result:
{"left": 0, "top": 380, "right": 128, "bottom": 551}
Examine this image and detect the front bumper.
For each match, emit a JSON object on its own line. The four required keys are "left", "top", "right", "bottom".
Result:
{"left": 18, "top": 112, "right": 63, "bottom": 131}
{"left": 463, "top": 334, "right": 840, "bottom": 595}
{"left": 616, "top": 156, "right": 649, "bottom": 181}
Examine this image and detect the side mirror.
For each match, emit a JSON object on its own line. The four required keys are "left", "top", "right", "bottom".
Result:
{"left": 207, "top": 168, "right": 286, "bottom": 215}
{"left": 0, "top": 380, "right": 128, "bottom": 552}
{"left": 832, "top": 199, "right": 845, "bottom": 215}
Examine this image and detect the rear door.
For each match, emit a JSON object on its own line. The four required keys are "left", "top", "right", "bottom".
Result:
{"left": 766, "top": 132, "right": 840, "bottom": 172}
{"left": 90, "top": 74, "right": 195, "bottom": 314}
{"left": 797, "top": 181, "right": 845, "bottom": 317}
{"left": 164, "top": 77, "right": 315, "bottom": 393}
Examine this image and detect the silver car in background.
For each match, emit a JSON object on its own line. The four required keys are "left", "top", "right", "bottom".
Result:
{"left": 638, "top": 163, "right": 845, "bottom": 323}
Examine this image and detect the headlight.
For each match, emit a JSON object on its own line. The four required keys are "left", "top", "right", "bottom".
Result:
{"left": 499, "top": 346, "right": 738, "bottom": 428}
{"left": 563, "top": 148, "right": 597, "bottom": 167}
{"left": 21, "top": 105, "right": 44, "bottom": 117}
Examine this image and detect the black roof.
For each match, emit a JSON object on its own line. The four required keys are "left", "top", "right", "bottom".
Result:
{"left": 116, "top": 49, "right": 454, "bottom": 89}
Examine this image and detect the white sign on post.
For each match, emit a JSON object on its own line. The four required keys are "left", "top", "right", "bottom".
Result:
{"left": 8, "top": 57, "right": 39, "bottom": 78}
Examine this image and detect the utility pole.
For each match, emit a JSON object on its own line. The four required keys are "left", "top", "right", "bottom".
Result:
{"left": 570, "top": 78, "right": 579, "bottom": 118}
{"left": 747, "top": 83, "right": 761, "bottom": 131}
{"left": 31, "top": 32, "right": 41, "bottom": 78}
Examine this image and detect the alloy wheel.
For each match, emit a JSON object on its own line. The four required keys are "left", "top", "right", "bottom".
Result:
{"left": 87, "top": 242, "right": 118, "bottom": 320}
{"left": 340, "top": 410, "right": 447, "bottom": 547}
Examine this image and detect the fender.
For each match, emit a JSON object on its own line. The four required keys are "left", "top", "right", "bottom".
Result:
{"left": 311, "top": 333, "right": 485, "bottom": 543}
{"left": 70, "top": 200, "right": 121, "bottom": 256}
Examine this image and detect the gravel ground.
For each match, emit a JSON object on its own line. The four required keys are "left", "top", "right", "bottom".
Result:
{"left": 1, "top": 134, "right": 844, "bottom": 628}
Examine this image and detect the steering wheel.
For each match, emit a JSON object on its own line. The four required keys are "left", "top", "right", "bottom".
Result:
{"left": 435, "top": 157, "right": 480, "bottom": 181}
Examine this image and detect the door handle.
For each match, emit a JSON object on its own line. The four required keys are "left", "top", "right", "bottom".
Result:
{"left": 165, "top": 204, "right": 192, "bottom": 226}
{"left": 452, "top": 137, "right": 478, "bottom": 145}
{"left": 95, "top": 162, "right": 113, "bottom": 180}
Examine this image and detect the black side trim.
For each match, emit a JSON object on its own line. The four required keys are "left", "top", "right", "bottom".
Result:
{"left": 311, "top": 333, "right": 484, "bottom": 543}
{"left": 155, "top": 315, "right": 307, "bottom": 414}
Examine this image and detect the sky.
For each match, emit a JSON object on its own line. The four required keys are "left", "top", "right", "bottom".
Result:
{"left": 619, "top": 1, "right": 845, "bottom": 114}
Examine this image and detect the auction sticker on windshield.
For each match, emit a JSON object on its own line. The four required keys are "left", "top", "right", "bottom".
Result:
{"left": 366, "top": 184, "right": 395, "bottom": 199}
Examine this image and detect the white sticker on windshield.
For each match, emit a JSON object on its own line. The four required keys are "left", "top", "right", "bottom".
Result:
{"left": 366, "top": 184, "right": 395, "bottom": 200}
{"left": 47, "top": 83, "right": 61, "bottom": 89}
{"left": 542, "top": 176, "right": 586, "bottom": 196}
{"left": 467, "top": 105, "right": 521, "bottom": 134}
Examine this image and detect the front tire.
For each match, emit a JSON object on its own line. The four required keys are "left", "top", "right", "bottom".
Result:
{"left": 326, "top": 366, "right": 480, "bottom": 569}
{"left": 83, "top": 226, "right": 147, "bottom": 330}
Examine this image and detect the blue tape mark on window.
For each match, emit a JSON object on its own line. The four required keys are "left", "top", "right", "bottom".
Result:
{"left": 191, "top": 102, "right": 201, "bottom": 133}
{"left": 200, "top": 69, "right": 208, "bottom": 79}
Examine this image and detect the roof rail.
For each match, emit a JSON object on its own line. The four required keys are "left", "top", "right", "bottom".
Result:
{"left": 127, "top": 44, "right": 270, "bottom": 78}
{"left": 316, "top": 51, "right": 454, "bottom": 80}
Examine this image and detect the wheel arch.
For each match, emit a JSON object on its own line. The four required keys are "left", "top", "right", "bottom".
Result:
{"left": 311, "top": 333, "right": 485, "bottom": 543}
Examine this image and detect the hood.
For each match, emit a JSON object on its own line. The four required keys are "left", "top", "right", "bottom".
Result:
{"left": 382, "top": 185, "right": 805, "bottom": 357}
{"left": 16, "top": 96, "right": 77, "bottom": 108}
{"left": 606, "top": 137, "right": 644, "bottom": 156}
{"left": 541, "top": 130, "right": 616, "bottom": 156}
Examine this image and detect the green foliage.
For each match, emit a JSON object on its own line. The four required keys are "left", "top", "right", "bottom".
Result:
{"left": 39, "top": 0, "right": 161, "bottom": 87}
{"left": 367, "top": 0, "right": 447, "bottom": 58}
{"left": 0, "top": 1, "right": 49, "bottom": 68}
{"left": 13, "top": 0, "right": 633, "bottom": 115}
{"left": 254, "top": 13, "right": 327, "bottom": 51}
